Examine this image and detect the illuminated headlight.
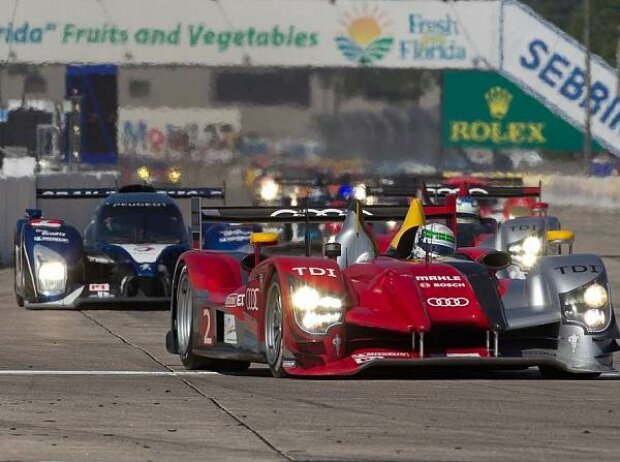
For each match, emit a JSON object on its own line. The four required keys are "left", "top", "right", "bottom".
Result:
{"left": 583, "top": 283, "right": 608, "bottom": 308}
{"left": 137, "top": 166, "right": 150, "bottom": 182}
{"left": 508, "top": 236, "right": 543, "bottom": 270}
{"left": 34, "top": 245, "right": 67, "bottom": 296}
{"left": 290, "top": 285, "right": 343, "bottom": 334}
{"left": 259, "top": 179, "right": 280, "bottom": 202}
{"left": 560, "top": 280, "right": 611, "bottom": 333}
{"left": 353, "top": 184, "right": 367, "bottom": 201}
{"left": 522, "top": 236, "right": 542, "bottom": 255}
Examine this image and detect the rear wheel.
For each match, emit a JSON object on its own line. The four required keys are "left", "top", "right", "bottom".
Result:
{"left": 176, "top": 267, "right": 212, "bottom": 370}
{"left": 538, "top": 366, "right": 601, "bottom": 380}
{"left": 265, "top": 277, "right": 288, "bottom": 378}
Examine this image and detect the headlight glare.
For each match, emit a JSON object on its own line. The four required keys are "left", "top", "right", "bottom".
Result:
{"left": 583, "top": 309, "right": 606, "bottom": 329}
{"left": 34, "top": 245, "right": 67, "bottom": 296}
{"left": 522, "top": 236, "right": 542, "bottom": 255}
{"left": 583, "top": 283, "right": 608, "bottom": 308}
{"left": 291, "top": 285, "right": 343, "bottom": 334}
{"left": 259, "top": 179, "right": 279, "bottom": 202}
{"left": 560, "top": 279, "right": 611, "bottom": 333}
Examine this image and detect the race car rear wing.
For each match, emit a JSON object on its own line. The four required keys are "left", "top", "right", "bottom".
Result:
{"left": 190, "top": 195, "right": 457, "bottom": 248}
{"left": 365, "top": 183, "right": 541, "bottom": 200}
{"left": 36, "top": 186, "right": 225, "bottom": 200}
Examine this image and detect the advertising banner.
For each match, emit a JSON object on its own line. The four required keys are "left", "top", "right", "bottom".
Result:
{"left": 501, "top": 0, "right": 620, "bottom": 155}
{"left": 1, "top": 0, "right": 499, "bottom": 68}
{"left": 443, "top": 71, "right": 602, "bottom": 152}
{"left": 118, "top": 107, "right": 241, "bottom": 158}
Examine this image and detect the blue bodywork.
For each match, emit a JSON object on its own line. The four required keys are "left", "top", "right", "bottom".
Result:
{"left": 14, "top": 192, "right": 190, "bottom": 308}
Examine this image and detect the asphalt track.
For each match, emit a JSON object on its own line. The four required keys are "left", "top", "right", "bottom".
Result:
{"left": 1, "top": 206, "right": 620, "bottom": 462}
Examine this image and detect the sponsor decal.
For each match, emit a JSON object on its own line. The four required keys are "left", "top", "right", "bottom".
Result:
{"left": 291, "top": 267, "right": 337, "bottom": 278}
{"left": 89, "top": 283, "right": 110, "bottom": 292}
{"left": 139, "top": 263, "right": 152, "bottom": 271}
{"left": 332, "top": 334, "right": 342, "bottom": 357}
{"left": 509, "top": 224, "right": 537, "bottom": 231}
{"left": 568, "top": 333, "right": 579, "bottom": 354}
{"left": 282, "top": 360, "right": 296, "bottom": 368}
{"left": 157, "top": 188, "right": 224, "bottom": 198}
{"left": 270, "top": 208, "right": 373, "bottom": 218}
{"left": 352, "top": 351, "right": 409, "bottom": 365}
{"left": 223, "top": 314, "right": 237, "bottom": 345}
{"left": 201, "top": 308, "right": 213, "bottom": 346}
{"left": 245, "top": 287, "right": 259, "bottom": 311}
{"left": 111, "top": 202, "right": 169, "bottom": 207}
{"left": 446, "top": 352, "right": 481, "bottom": 358}
{"left": 30, "top": 219, "right": 63, "bottom": 228}
{"left": 225, "top": 293, "right": 239, "bottom": 308}
{"left": 427, "top": 297, "right": 470, "bottom": 307}
{"left": 419, "top": 281, "right": 466, "bottom": 288}
{"left": 37, "top": 189, "right": 115, "bottom": 197}
{"left": 426, "top": 186, "right": 489, "bottom": 196}
{"left": 415, "top": 275, "right": 462, "bottom": 282}
{"left": 335, "top": 7, "right": 393, "bottom": 66}
{"left": 33, "top": 228, "right": 69, "bottom": 243}
{"left": 554, "top": 265, "right": 600, "bottom": 275}
{"left": 115, "top": 244, "right": 167, "bottom": 263}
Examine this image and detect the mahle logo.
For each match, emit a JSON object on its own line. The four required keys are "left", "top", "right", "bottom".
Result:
{"left": 335, "top": 7, "right": 393, "bottom": 65}
{"left": 485, "top": 86, "right": 513, "bottom": 120}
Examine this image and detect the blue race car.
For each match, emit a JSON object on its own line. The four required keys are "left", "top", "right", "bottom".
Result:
{"left": 14, "top": 184, "right": 223, "bottom": 308}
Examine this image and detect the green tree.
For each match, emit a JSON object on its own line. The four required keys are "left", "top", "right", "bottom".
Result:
{"left": 522, "top": 0, "right": 620, "bottom": 66}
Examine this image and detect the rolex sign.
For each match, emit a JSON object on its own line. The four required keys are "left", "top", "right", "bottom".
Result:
{"left": 442, "top": 71, "right": 602, "bottom": 153}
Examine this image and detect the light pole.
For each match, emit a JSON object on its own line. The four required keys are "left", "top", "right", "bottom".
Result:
{"left": 584, "top": 0, "right": 592, "bottom": 173}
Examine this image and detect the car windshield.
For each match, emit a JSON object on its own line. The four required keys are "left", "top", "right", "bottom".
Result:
{"left": 98, "top": 203, "right": 186, "bottom": 244}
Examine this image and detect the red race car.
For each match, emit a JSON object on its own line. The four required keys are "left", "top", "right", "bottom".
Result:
{"left": 165, "top": 198, "right": 619, "bottom": 378}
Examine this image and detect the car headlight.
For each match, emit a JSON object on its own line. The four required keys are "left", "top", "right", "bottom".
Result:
{"left": 560, "top": 280, "right": 611, "bottom": 333}
{"left": 259, "top": 179, "right": 280, "bottom": 202}
{"left": 34, "top": 245, "right": 67, "bottom": 296}
{"left": 508, "top": 235, "right": 543, "bottom": 270}
{"left": 353, "top": 184, "right": 367, "bottom": 201}
{"left": 290, "top": 285, "right": 343, "bottom": 334}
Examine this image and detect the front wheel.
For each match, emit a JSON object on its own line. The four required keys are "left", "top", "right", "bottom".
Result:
{"left": 538, "top": 366, "right": 601, "bottom": 380}
{"left": 175, "top": 266, "right": 213, "bottom": 370}
{"left": 264, "top": 277, "right": 288, "bottom": 378}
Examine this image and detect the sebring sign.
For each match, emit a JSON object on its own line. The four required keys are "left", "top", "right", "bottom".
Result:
{"left": 442, "top": 71, "right": 602, "bottom": 152}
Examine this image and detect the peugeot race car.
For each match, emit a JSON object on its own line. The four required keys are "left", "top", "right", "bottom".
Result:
{"left": 14, "top": 185, "right": 223, "bottom": 308}
{"left": 165, "top": 197, "right": 619, "bottom": 378}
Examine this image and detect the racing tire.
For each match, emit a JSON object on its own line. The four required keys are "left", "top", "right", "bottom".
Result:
{"left": 538, "top": 366, "right": 601, "bottom": 380}
{"left": 14, "top": 246, "right": 24, "bottom": 307}
{"left": 175, "top": 266, "right": 213, "bottom": 370}
{"left": 264, "top": 277, "right": 288, "bottom": 378}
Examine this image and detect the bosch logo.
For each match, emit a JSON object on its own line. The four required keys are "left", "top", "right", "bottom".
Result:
{"left": 427, "top": 297, "right": 470, "bottom": 307}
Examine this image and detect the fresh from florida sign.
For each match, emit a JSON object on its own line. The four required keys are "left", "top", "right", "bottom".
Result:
{"left": 0, "top": 0, "right": 499, "bottom": 68}
{"left": 443, "top": 71, "right": 602, "bottom": 152}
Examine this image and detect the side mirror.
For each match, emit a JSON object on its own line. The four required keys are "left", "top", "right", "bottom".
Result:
{"left": 478, "top": 251, "right": 512, "bottom": 271}
{"left": 324, "top": 242, "right": 341, "bottom": 260}
{"left": 249, "top": 232, "right": 279, "bottom": 267}
{"left": 547, "top": 229, "right": 574, "bottom": 255}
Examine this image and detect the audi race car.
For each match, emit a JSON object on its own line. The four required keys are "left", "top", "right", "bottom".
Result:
{"left": 165, "top": 197, "right": 619, "bottom": 378}
{"left": 14, "top": 184, "right": 223, "bottom": 308}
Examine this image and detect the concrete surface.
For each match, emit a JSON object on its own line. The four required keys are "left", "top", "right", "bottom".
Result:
{"left": 0, "top": 206, "right": 619, "bottom": 462}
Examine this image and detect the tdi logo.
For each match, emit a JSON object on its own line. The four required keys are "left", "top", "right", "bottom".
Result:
{"left": 554, "top": 265, "right": 600, "bottom": 275}
{"left": 292, "top": 267, "right": 337, "bottom": 278}
{"left": 510, "top": 224, "right": 536, "bottom": 231}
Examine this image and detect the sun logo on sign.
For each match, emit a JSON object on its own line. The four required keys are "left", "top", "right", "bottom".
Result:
{"left": 335, "top": 5, "right": 393, "bottom": 65}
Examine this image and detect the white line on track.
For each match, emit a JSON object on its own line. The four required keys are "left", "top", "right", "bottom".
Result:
{"left": 0, "top": 370, "right": 221, "bottom": 376}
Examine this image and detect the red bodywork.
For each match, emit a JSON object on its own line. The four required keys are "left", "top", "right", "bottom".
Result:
{"left": 175, "top": 245, "right": 504, "bottom": 376}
